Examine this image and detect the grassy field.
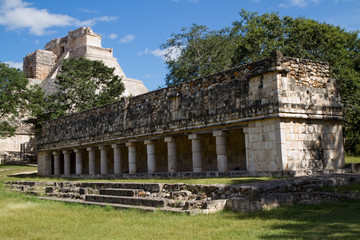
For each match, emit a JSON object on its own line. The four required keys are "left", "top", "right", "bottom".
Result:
{"left": 1, "top": 165, "right": 360, "bottom": 239}
{"left": 0, "top": 165, "right": 274, "bottom": 185}
{"left": 345, "top": 155, "right": 360, "bottom": 164}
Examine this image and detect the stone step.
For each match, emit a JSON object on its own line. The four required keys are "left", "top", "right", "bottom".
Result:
{"left": 100, "top": 188, "right": 142, "bottom": 197}
{"left": 6, "top": 181, "right": 38, "bottom": 187}
{"left": 37, "top": 197, "right": 190, "bottom": 214}
{"left": 85, "top": 194, "right": 166, "bottom": 208}
{"left": 80, "top": 182, "right": 162, "bottom": 192}
{"left": 46, "top": 192, "right": 83, "bottom": 200}
{"left": 26, "top": 191, "right": 41, "bottom": 196}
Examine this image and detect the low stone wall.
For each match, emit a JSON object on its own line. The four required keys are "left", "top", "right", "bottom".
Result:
{"left": 6, "top": 174, "right": 360, "bottom": 213}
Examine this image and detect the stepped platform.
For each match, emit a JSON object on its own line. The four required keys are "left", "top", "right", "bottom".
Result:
{"left": 5, "top": 174, "right": 360, "bottom": 214}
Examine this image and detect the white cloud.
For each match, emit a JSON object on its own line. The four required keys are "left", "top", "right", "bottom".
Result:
{"left": 150, "top": 48, "right": 166, "bottom": 57}
{"left": 279, "top": 0, "right": 321, "bottom": 7}
{"left": 138, "top": 48, "right": 149, "bottom": 56}
{"left": 4, "top": 61, "right": 22, "bottom": 69}
{"left": 0, "top": 0, "right": 117, "bottom": 36}
{"left": 144, "top": 74, "right": 154, "bottom": 78}
{"left": 139, "top": 46, "right": 182, "bottom": 61}
{"left": 119, "top": 34, "right": 135, "bottom": 43}
{"left": 108, "top": 33, "right": 117, "bottom": 40}
{"left": 79, "top": 16, "right": 118, "bottom": 26}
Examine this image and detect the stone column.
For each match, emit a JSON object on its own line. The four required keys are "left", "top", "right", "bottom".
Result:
{"left": 74, "top": 149, "right": 83, "bottom": 175}
{"left": 213, "top": 130, "right": 228, "bottom": 173}
{"left": 63, "top": 150, "right": 72, "bottom": 175}
{"left": 112, "top": 144, "right": 122, "bottom": 174}
{"left": 87, "top": 147, "right": 96, "bottom": 175}
{"left": 99, "top": 145, "right": 108, "bottom": 175}
{"left": 165, "top": 137, "right": 177, "bottom": 173}
{"left": 145, "top": 140, "right": 156, "bottom": 173}
{"left": 126, "top": 142, "right": 136, "bottom": 174}
{"left": 53, "top": 151, "right": 61, "bottom": 176}
{"left": 188, "top": 134, "right": 202, "bottom": 173}
{"left": 44, "top": 152, "right": 52, "bottom": 176}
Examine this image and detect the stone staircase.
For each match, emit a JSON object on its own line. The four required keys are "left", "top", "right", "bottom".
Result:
{"left": 6, "top": 181, "right": 226, "bottom": 214}
{"left": 5, "top": 174, "right": 360, "bottom": 214}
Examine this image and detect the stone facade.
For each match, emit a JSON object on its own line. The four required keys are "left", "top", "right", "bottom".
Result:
{"left": 0, "top": 27, "right": 148, "bottom": 162}
{"left": 37, "top": 51, "right": 345, "bottom": 177}
{"left": 24, "top": 27, "right": 148, "bottom": 96}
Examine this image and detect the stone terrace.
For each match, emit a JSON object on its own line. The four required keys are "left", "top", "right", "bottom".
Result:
{"left": 6, "top": 174, "right": 360, "bottom": 214}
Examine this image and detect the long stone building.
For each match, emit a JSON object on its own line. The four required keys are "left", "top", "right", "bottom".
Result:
{"left": 0, "top": 27, "right": 148, "bottom": 163}
{"left": 37, "top": 51, "right": 345, "bottom": 177}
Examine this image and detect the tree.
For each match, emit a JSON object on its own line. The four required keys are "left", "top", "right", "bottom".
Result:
{"left": 40, "top": 57, "right": 125, "bottom": 120}
{"left": 161, "top": 24, "right": 236, "bottom": 85}
{"left": 162, "top": 10, "right": 360, "bottom": 154}
{"left": 0, "top": 62, "right": 44, "bottom": 137}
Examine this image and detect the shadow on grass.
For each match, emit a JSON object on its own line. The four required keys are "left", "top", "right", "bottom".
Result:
{"left": 227, "top": 199, "right": 360, "bottom": 240}
{"left": 8, "top": 173, "right": 38, "bottom": 178}
{"left": 6, "top": 173, "right": 274, "bottom": 185}
{"left": 228, "top": 177, "right": 276, "bottom": 185}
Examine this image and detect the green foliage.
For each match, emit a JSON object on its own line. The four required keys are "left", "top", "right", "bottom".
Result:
{"left": 39, "top": 57, "right": 125, "bottom": 121}
{"left": 345, "top": 155, "right": 360, "bottom": 164}
{"left": 162, "top": 24, "right": 235, "bottom": 85}
{"left": 162, "top": 9, "right": 360, "bottom": 155}
{"left": 0, "top": 62, "right": 44, "bottom": 138}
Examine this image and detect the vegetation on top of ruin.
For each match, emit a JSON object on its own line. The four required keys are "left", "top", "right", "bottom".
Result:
{"left": 162, "top": 9, "right": 360, "bottom": 155}
{"left": 0, "top": 62, "right": 43, "bottom": 138}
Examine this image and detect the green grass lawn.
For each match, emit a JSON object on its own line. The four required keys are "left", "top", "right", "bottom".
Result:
{"left": 322, "top": 183, "right": 360, "bottom": 197}
{"left": 1, "top": 165, "right": 360, "bottom": 239}
{"left": 0, "top": 164, "right": 274, "bottom": 185}
{"left": 345, "top": 155, "right": 360, "bottom": 164}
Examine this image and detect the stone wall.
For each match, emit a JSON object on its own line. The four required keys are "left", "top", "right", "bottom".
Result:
{"left": 23, "top": 50, "right": 56, "bottom": 80}
{"left": 37, "top": 56, "right": 281, "bottom": 148}
{"left": 245, "top": 118, "right": 281, "bottom": 172}
{"left": 37, "top": 52, "right": 344, "bottom": 173}
{"left": 38, "top": 54, "right": 342, "bottom": 148}
{"left": 278, "top": 58, "right": 342, "bottom": 117}
{"left": 279, "top": 119, "right": 344, "bottom": 170}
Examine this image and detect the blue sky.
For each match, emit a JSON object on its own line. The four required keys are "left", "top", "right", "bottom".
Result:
{"left": 0, "top": 0, "right": 359, "bottom": 91}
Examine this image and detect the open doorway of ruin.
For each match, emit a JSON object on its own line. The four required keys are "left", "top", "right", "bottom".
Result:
{"left": 201, "top": 133, "right": 217, "bottom": 171}
{"left": 227, "top": 128, "right": 246, "bottom": 170}
{"left": 176, "top": 135, "right": 192, "bottom": 172}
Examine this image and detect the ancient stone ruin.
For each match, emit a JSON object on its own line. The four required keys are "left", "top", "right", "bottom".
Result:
{"left": 0, "top": 27, "right": 148, "bottom": 163}
{"left": 23, "top": 26, "right": 148, "bottom": 96}
{"left": 6, "top": 174, "right": 360, "bottom": 214}
{"left": 37, "top": 51, "right": 345, "bottom": 177}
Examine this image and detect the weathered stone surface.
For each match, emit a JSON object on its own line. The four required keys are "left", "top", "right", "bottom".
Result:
{"left": 37, "top": 52, "right": 344, "bottom": 175}
{"left": 6, "top": 174, "right": 360, "bottom": 214}
{"left": 1, "top": 26, "right": 149, "bottom": 163}
{"left": 24, "top": 27, "right": 148, "bottom": 97}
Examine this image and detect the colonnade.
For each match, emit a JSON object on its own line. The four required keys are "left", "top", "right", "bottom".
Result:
{"left": 44, "top": 130, "right": 237, "bottom": 176}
